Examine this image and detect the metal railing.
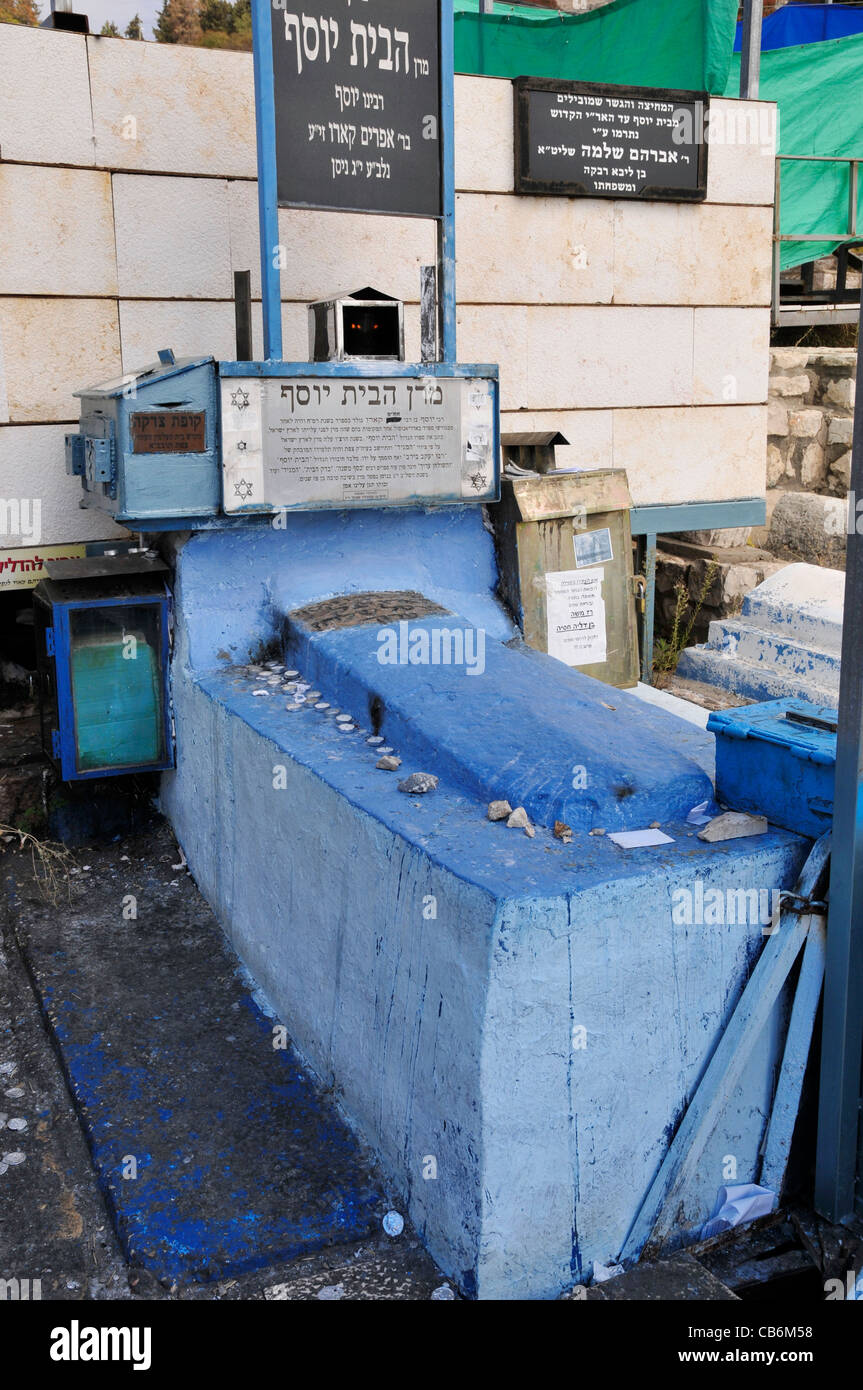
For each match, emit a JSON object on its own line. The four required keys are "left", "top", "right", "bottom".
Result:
{"left": 773, "top": 153, "right": 862, "bottom": 327}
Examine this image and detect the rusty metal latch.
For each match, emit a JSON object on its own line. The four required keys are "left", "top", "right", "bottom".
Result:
{"left": 778, "top": 890, "right": 829, "bottom": 916}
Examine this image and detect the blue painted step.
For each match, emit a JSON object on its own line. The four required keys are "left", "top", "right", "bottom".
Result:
{"left": 677, "top": 643, "right": 838, "bottom": 706}
{"left": 695, "top": 617, "right": 839, "bottom": 689}
{"left": 677, "top": 563, "right": 844, "bottom": 706}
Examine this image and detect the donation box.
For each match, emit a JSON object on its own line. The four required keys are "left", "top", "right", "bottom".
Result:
{"left": 491, "top": 469, "right": 640, "bottom": 689}
{"left": 66, "top": 353, "right": 220, "bottom": 523}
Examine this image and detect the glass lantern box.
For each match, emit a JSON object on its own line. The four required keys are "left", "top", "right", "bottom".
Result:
{"left": 33, "top": 556, "right": 174, "bottom": 781}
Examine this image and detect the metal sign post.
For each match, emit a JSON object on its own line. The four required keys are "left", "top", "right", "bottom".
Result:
{"left": 250, "top": 0, "right": 456, "bottom": 363}
{"left": 226, "top": 1, "right": 496, "bottom": 518}
{"left": 739, "top": 0, "right": 764, "bottom": 101}
{"left": 815, "top": 292, "right": 863, "bottom": 1224}
{"left": 251, "top": 0, "right": 284, "bottom": 361}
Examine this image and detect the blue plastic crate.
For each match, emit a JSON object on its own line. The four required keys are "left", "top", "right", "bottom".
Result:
{"left": 707, "top": 697, "right": 836, "bottom": 839}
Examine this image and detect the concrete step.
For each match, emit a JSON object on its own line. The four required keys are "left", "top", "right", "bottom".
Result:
{"left": 5, "top": 820, "right": 388, "bottom": 1286}
{"left": 676, "top": 644, "right": 839, "bottom": 707}
{"left": 701, "top": 618, "right": 840, "bottom": 693}
{"left": 676, "top": 562, "right": 845, "bottom": 706}
{"left": 740, "top": 562, "right": 844, "bottom": 654}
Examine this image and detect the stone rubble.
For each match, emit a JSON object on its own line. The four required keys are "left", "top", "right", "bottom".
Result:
{"left": 698, "top": 811, "right": 768, "bottom": 843}
{"left": 397, "top": 773, "right": 439, "bottom": 795}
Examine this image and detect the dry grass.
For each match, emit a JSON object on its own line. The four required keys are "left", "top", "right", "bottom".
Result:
{"left": 0, "top": 823, "right": 75, "bottom": 905}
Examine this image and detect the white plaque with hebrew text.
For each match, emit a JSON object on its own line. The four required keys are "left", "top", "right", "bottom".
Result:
{"left": 221, "top": 375, "right": 498, "bottom": 513}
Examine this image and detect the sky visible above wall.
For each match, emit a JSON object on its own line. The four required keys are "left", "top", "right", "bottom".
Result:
{"left": 81, "top": 1, "right": 160, "bottom": 36}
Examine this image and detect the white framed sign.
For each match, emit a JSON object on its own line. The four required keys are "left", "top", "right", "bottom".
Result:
{"left": 221, "top": 374, "right": 498, "bottom": 513}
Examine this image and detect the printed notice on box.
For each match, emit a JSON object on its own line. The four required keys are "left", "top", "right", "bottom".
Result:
{"left": 220, "top": 375, "right": 498, "bottom": 513}
{"left": 545, "top": 569, "right": 607, "bottom": 667}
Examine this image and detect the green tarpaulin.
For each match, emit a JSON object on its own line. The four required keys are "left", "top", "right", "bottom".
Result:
{"left": 726, "top": 35, "right": 863, "bottom": 271}
{"left": 454, "top": 0, "right": 741, "bottom": 95}
{"left": 454, "top": 3, "right": 863, "bottom": 276}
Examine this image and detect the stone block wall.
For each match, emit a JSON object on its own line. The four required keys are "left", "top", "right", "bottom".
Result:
{"left": 655, "top": 539, "right": 785, "bottom": 649}
{"left": 0, "top": 25, "right": 777, "bottom": 555}
{"left": 767, "top": 347, "right": 857, "bottom": 496}
{"left": 653, "top": 346, "right": 860, "bottom": 661}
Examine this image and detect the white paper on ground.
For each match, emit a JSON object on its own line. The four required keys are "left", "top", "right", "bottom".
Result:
{"left": 592, "top": 1260, "right": 624, "bottom": 1284}
{"left": 687, "top": 799, "right": 716, "bottom": 826}
{"left": 608, "top": 828, "right": 674, "bottom": 849}
{"left": 701, "top": 1183, "right": 776, "bottom": 1240}
{"left": 545, "top": 569, "right": 607, "bottom": 667}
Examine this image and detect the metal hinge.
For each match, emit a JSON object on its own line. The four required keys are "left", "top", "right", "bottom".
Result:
{"left": 45, "top": 627, "right": 55, "bottom": 656}
{"left": 85, "top": 436, "right": 115, "bottom": 485}
{"left": 51, "top": 730, "right": 62, "bottom": 760}
{"left": 64, "top": 434, "right": 86, "bottom": 477}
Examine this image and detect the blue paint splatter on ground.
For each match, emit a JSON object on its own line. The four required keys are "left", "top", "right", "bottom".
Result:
{"left": 10, "top": 863, "right": 384, "bottom": 1284}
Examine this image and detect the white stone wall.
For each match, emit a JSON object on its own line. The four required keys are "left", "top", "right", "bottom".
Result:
{"left": 0, "top": 26, "right": 776, "bottom": 548}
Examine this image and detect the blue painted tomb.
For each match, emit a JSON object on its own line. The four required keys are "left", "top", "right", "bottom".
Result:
{"left": 161, "top": 505, "right": 808, "bottom": 1299}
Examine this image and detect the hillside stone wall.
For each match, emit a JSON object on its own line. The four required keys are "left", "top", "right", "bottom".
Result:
{"left": 767, "top": 347, "right": 857, "bottom": 496}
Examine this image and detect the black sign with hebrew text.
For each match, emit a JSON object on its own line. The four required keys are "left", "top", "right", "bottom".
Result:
{"left": 271, "top": 0, "right": 442, "bottom": 217}
{"left": 515, "top": 78, "right": 709, "bottom": 202}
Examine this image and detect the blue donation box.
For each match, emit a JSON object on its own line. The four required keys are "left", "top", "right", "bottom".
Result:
{"left": 66, "top": 353, "right": 221, "bottom": 523}
{"left": 33, "top": 556, "right": 174, "bottom": 781}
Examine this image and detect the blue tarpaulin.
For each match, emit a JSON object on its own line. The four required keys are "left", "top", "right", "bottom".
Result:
{"left": 734, "top": 3, "right": 863, "bottom": 52}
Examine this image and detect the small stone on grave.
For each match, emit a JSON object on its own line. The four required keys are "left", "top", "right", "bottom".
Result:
{"left": 398, "top": 773, "right": 439, "bottom": 795}
{"left": 698, "top": 812, "right": 768, "bottom": 843}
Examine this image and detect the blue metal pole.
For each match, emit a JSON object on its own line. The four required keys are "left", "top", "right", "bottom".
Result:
{"left": 641, "top": 533, "right": 656, "bottom": 686}
{"left": 439, "top": 0, "right": 457, "bottom": 364}
{"left": 814, "top": 289, "right": 863, "bottom": 1224}
{"left": 251, "top": 0, "right": 283, "bottom": 362}
{"left": 739, "top": 0, "right": 763, "bottom": 101}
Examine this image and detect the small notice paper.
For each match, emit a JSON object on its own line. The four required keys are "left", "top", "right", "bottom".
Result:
{"left": 574, "top": 526, "right": 613, "bottom": 569}
{"left": 546, "top": 570, "right": 607, "bottom": 667}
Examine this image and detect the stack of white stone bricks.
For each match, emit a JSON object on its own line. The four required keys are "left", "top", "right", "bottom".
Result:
{"left": 767, "top": 348, "right": 857, "bottom": 496}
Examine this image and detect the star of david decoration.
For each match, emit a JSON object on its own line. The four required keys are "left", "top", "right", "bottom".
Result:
{"left": 231, "top": 389, "right": 250, "bottom": 411}
{"left": 234, "top": 479, "right": 254, "bottom": 501}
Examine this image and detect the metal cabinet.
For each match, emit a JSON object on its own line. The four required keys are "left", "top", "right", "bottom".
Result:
{"left": 490, "top": 469, "right": 640, "bottom": 689}
{"left": 66, "top": 352, "right": 220, "bottom": 523}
